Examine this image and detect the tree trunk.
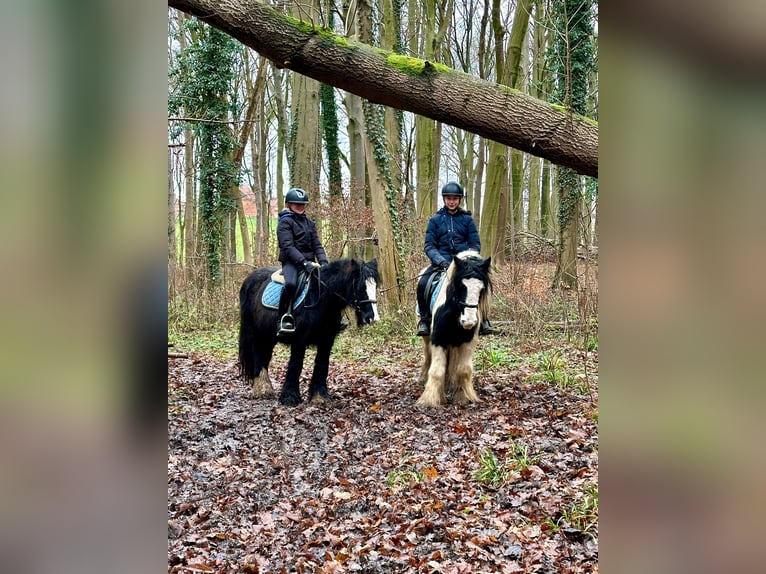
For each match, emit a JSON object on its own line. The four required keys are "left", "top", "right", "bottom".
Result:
{"left": 415, "top": 0, "right": 439, "bottom": 217}
{"left": 271, "top": 63, "right": 289, "bottom": 210}
{"left": 168, "top": 147, "right": 176, "bottom": 274}
{"left": 552, "top": 166, "right": 581, "bottom": 289}
{"left": 540, "top": 159, "right": 552, "bottom": 238}
{"left": 342, "top": 0, "right": 373, "bottom": 262}
{"left": 527, "top": 155, "right": 541, "bottom": 236}
{"left": 178, "top": 15, "right": 197, "bottom": 270}
{"left": 344, "top": 92, "right": 367, "bottom": 260}
{"left": 289, "top": 1, "right": 322, "bottom": 191}
{"left": 550, "top": 0, "right": 595, "bottom": 289}
{"left": 183, "top": 126, "right": 196, "bottom": 268}
{"left": 168, "top": 0, "right": 598, "bottom": 178}
{"left": 472, "top": 138, "right": 485, "bottom": 226}
{"left": 382, "top": 0, "right": 404, "bottom": 207}
{"left": 232, "top": 51, "right": 265, "bottom": 266}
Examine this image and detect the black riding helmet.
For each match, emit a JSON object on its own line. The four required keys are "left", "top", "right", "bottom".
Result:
{"left": 441, "top": 181, "right": 464, "bottom": 197}
{"left": 285, "top": 187, "right": 309, "bottom": 204}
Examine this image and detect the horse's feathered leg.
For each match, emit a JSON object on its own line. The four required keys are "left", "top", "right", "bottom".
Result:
{"left": 279, "top": 344, "right": 306, "bottom": 406}
{"left": 308, "top": 339, "right": 334, "bottom": 403}
{"left": 418, "top": 337, "right": 432, "bottom": 386}
{"left": 252, "top": 342, "right": 276, "bottom": 399}
{"left": 449, "top": 339, "right": 479, "bottom": 404}
{"left": 417, "top": 344, "right": 448, "bottom": 407}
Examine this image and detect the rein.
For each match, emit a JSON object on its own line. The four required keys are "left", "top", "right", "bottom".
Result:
{"left": 377, "top": 271, "right": 429, "bottom": 294}
{"left": 306, "top": 267, "right": 377, "bottom": 312}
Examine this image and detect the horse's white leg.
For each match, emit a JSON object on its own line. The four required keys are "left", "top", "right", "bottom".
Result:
{"left": 418, "top": 336, "right": 432, "bottom": 386}
{"left": 450, "top": 339, "right": 479, "bottom": 404}
{"left": 444, "top": 347, "right": 458, "bottom": 397}
{"left": 252, "top": 369, "right": 275, "bottom": 399}
{"left": 417, "top": 344, "right": 447, "bottom": 407}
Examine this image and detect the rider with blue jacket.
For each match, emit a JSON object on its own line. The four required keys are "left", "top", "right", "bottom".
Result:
{"left": 416, "top": 181, "right": 493, "bottom": 336}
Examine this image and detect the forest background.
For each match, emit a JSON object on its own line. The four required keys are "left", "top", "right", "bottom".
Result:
{"left": 165, "top": 2, "right": 602, "bottom": 572}
{"left": 0, "top": 1, "right": 762, "bottom": 573}
{"left": 167, "top": 0, "right": 598, "bottom": 342}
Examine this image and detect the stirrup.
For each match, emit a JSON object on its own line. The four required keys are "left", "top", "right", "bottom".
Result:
{"left": 416, "top": 319, "right": 430, "bottom": 337}
{"left": 278, "top": 314, "right": 295, "bottom": 334}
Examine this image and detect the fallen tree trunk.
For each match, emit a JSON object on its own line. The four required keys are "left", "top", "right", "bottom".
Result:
{"left": 168, "top": 0, "right": 598, "bottom": 178}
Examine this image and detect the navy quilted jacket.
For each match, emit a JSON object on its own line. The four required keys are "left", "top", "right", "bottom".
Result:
{"left": 424, "top": 207, "right": 481, "bottom": 267}
{"left": 277, "top": 210, "right": 328, "bottom": 266}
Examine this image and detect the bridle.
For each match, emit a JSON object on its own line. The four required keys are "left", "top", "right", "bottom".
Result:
{"left": 349, "top": 273, "right": 377, "bottom": 313}
{"left": 306, "top": 266, "right": 377, "bottom": 314}
{"left": 455, "top": 275, "right": 487, "bottom": 310}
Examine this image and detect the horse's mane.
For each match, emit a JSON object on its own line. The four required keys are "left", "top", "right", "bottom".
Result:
{"left": 448, "top": 251, "right": 492, "bottom": 295}
{"left": 324, "top": 258, "right": 378, "bottom": 281}
{"left": 312, "top": 258, "right": 379, "bottom": 301}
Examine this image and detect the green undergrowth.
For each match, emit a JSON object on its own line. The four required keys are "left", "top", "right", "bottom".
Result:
{"left": 169, "top": 326, "right": 238, "bottom": 359}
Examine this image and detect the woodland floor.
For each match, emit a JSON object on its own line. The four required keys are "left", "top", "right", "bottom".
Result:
{"left": 168, "top": 326, "right": 598, "bottom": 573}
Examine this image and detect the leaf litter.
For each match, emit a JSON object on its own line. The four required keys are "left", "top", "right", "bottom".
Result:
{"left": 169, "top": 342, "right": 597, "bottom": 573}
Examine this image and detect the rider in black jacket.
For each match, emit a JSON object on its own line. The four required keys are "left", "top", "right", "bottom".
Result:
{"left": 276, "top": 188, "right": 328, "bottom": 336}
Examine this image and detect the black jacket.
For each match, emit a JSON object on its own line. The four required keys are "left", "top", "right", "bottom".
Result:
{"left": 424, "top": 207, "right": 481, "bottom": 266}
{"left": 277, "top": 209, "right": 328, "bottom": 266}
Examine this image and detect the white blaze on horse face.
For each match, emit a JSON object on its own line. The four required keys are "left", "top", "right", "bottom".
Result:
{"left": 460, "top": 278, "right": 483, "bottom": 329}
{"left": 366, "top": 278, "right": 380, "bottom": 321}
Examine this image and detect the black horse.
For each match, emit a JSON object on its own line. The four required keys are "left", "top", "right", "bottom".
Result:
{"left": 417, "top": 250, "right": 492, "bottom": 407}
{"left": 238, "top": 258, "right": 379, "bottom": 406}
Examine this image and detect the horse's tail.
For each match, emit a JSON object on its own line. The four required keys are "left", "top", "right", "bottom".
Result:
{"left": 238, "top": 275, "right": 259, "bottom": 380}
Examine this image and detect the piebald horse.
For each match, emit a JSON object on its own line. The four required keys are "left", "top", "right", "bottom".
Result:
{"left": 417, "top": 250, "right": 492, "bottom": 407}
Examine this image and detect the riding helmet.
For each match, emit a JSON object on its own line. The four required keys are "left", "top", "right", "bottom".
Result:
{"left": 441, "top": 181, "right": 464, "bottom": 197}
{"left": 285, "top": 187, "right": 309, "bottom": 204}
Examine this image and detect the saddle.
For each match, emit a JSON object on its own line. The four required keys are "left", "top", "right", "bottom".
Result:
{"left": 420, "top": 269, "right": 446, "bottom": 315}
{"left": 261, "top": 269, "right": 310, "bottom": 310}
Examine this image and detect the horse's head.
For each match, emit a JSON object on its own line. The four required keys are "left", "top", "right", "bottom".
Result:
{"left": 450, "top": 251, "right": 492, "bottom": 331}
{"left": 352, "top": 259, "right": 380, "bottom": 326}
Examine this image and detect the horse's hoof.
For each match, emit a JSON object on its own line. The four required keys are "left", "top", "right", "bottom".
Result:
{"left": 309, "top": 391, "right": 329, "bottom": 404}
{"left": 416, "top": 397, "right": 442, "bottom": 408}
{"left": 279, "top": 393, "right": 302, "bottom": 407}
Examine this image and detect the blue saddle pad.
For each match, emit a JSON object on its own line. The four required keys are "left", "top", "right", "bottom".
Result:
{"left": 261, "top": 280, "right": 309, "bottom": 310}
{"left": 429, "top": 274, "right": 445, "bottom": 313}
{"left": 417, "top": 272, "right": 446, "bottom": 315}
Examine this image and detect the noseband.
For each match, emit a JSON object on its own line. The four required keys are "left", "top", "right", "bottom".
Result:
{"left": 351, "top": 276, "right": 377, "bottom": 311}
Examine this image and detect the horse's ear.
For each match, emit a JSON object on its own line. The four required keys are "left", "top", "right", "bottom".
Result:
{"left": 482, "top": 257, "right": 492, "bottom": 272}
{"left": 368, "top": 258, "right": 378, "bottom": 272}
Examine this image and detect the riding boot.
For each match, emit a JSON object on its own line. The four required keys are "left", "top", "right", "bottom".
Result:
{"left": 416, "top": 274, "right": 431, "bottom": 336}
{"left": 417, "top": 314, "right": 431, "bottom": 337}
{"left": 479, "top": 319, "right": 494, "bottom": 336}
